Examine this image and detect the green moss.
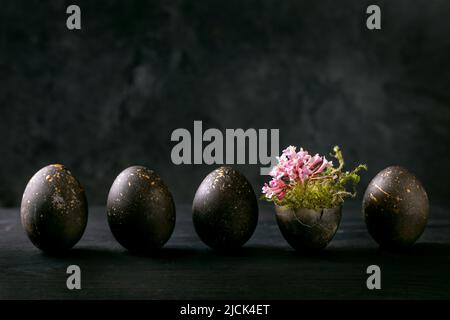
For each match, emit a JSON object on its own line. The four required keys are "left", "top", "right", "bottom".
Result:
{"left": 264, "top": 146, "right": 367, "bottom": 210}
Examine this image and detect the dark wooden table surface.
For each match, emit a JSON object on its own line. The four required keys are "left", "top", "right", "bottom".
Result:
{"left": 1, "top": 202, "right": 449, "bottom": 300}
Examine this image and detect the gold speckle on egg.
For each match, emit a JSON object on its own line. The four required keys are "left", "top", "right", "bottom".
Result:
{"left": 373, "top": 183, "right": 391, "bottom": 197}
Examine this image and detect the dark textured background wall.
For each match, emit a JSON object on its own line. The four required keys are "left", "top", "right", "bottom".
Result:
{"left": 0, "top": 0, "right": 449, "bottom": 207}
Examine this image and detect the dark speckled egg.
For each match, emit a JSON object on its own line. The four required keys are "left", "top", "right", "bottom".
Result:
{"left": 107, "top": 166, "right": 176, "bottom": 252}
{"left": 192, "top": 166, "right": 258, "bottom": 250}
{"left": 20, "top": 164, "right": 88, "bottom": 253}
{"left": 363, "top": 166, "right": 429, "bottom": 249}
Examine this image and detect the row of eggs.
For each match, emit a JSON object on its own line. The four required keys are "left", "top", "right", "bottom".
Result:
{"left": 20, "top": 164, "right": 429, "bottom": 254}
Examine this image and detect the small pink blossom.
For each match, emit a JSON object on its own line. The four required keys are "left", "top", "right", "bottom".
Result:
{"left": 263, "top": 146, "right": 333, "bottom": 201}
{"left": 262, "top": 178, "right": 289, "bottom": 200}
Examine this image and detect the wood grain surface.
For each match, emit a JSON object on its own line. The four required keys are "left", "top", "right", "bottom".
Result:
{"left": 1, "top": 202, "right": 449, "bottom": 299}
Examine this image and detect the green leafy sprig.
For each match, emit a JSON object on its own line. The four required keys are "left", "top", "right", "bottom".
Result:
{"left": 262, "top": 146, "right": 367, "bottom": 210}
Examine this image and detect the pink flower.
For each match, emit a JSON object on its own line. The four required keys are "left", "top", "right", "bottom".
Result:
{"left": 262, "top": 178, "right": 289, "bottom": 200}
{"left": 263, "top": 146, "right": 334, "bottom": 201}
{"left": 306, "top": 154, "right": 332, "bottom": 178}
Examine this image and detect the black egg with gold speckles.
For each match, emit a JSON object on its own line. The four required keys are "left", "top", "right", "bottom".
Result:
{"left": 363, "top": 166, "right": 429, "bottom": 249}
{"left": 20, "top": 164, "right": 88, "bottom": 253}
{"left": 192, "top": 166, "right": 258, "bottom": 250}
{"left": 107, "top": 166, "right": 176, "bottom": 252}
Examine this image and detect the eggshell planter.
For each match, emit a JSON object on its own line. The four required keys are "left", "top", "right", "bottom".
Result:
{"left": 275, "top": 205, "right": 342, "bottom": 251}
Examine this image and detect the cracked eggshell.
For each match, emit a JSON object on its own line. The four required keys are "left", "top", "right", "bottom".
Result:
{"left": 107, "top": 166, "right": 176, "bottom": 252}
{"left": 20, "top": 164, "right": 88, "bottom": 253}
{"left": 363, "top": 166, "right": 429, "bottom": 249}
{"left": 275, "top": 205, "right": 342, "bottom": 251}
{"left": 192, "top": 166, "right": 258, "bottom": 250}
